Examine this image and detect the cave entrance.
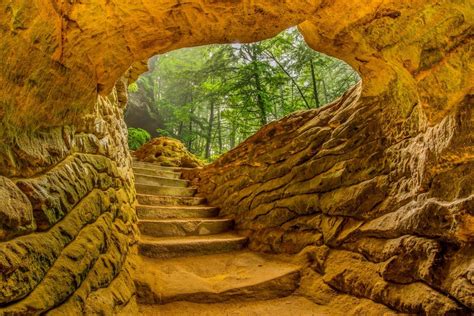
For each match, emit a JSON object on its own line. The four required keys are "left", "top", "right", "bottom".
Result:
{"left": 125, "top": 27, "right": 359, "bottom": 162}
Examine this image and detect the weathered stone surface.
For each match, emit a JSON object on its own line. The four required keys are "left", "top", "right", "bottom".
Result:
{"left": 134, "top": 137, "right": 204, "bottom": 168}
{"left": 137, "top": 205, "right": 219, "bottom": 220}
{"left": 0, "top": 0, "right": 472, "bottom": 314}
{"left": 135, "top": 183, "right": 197, "bottom": 197}
{"left": 125, "top": 89, "right": 165, "bottom": 138}
{"left": 188, "top": 83, "right": 472, "bottom": 313}
{"left": 138, "top": 234, "right": 248, "bottom": 259}
{"left": 135, "top": 251, "right": 301, "bottom": 304}
{"left": 138, "top": 218, "right": 234, "bottom": 237}
{"left": 0, "top": 176, "right": 35, "bottom": 241}
{"left": 140, "top": 296, "right": 341, "bottom": 316}
{"left": 180, "top": 2, "right": 473, "bottom": 313}
{"left": 0, "top": 82, "right": 138, "bottom": 314}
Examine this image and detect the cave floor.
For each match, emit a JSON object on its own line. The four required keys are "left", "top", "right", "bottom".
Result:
{"left": 139, "top": 296, "right": 332, "bottom": 315}
{"left": 132, "top": 161, "right": 326, "bottom": 315}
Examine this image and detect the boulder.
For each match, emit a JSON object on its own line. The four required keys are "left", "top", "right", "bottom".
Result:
{"left": 134, "top": 137, "right": 205, "bottom": 168}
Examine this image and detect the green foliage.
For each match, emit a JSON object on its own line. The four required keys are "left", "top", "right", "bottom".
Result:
{"left": 128, "top": 82, "right": 139, "bottom": 93}
{"left": 128, "top": 27, "right": 359, "bottom": 160}
{"left": 156, "top": 128, "right": 172, "bottom": 137}
{"left": 128, "top": 127, "right": 151, "bottom": 150}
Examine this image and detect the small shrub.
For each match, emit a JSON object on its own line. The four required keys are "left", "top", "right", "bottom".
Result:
{"left": 128, "top": 128, "right": 151, "bottom": 150}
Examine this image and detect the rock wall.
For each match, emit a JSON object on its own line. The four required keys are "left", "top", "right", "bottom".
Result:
{"left": 125, "top": 92, "right": 165, "bottom": 138}
{"left": 0, "top": 1, "right": 313, "bottom": 313}
{"left": 0, "top": 81, "right": 139, "bottom": 314}
{"left": 0, "top": 0, "right": 472, "bottom": 314}
{"left": 0, "top": 0, "right": 315, "bottom": 132}
{"left": 183, "top": 1, "right": 474, "bottom": 314}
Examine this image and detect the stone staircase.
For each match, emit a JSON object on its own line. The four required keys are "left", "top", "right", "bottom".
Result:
{"left": 133, "top": 161, "right": 247, "bottom": 258}
{"left": 132, "top": 161, "right": 325, "bottom": 315}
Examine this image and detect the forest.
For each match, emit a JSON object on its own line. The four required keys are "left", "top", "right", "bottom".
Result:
{"left": 126, "top": 28, "right": 359, "bottom": 160}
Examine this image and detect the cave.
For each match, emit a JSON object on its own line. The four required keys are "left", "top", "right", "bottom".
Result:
{"left": 0, "top": 1, "right": 472, "bottom": 315}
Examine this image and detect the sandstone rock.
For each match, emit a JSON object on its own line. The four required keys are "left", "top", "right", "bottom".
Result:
{"left": 125, "top": 92, "right": 165, "bottom": 138}
{"left": 140, "top": 296, "right": 338, "bottom": 316}
{"left": 0, "top": 83, "right": 138, "bottom": 314}
{"left": 134, "top": 137, "right": 204, "bottom": 168}
{"left": 183, "top": 2, "right": 473, "bottom": 310}
{"left": 0, "top": 176, "right": 35, "bottom": 241}
{"left": 134, "top": 251, "right": 301, "bottom": 304}
{"left": 0, "top": 0, "right": 472, "bottom": 314}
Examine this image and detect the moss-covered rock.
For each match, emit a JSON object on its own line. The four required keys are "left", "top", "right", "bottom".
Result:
{"left": 0, "top": 0, "right": 472, "bottom": 314}
{"left": 134, "top": 137, "right": 205, "bottom": 168}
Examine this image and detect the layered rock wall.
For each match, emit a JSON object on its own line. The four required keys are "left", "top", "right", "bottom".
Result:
{"left": 0, "top": 0, "right": 472, "bottom": 314}
{"left": 1, "top": 1, "right": 314, "bottom": 313}
{"left": 183, "top": 1, "right": 473, "bottom": 314}
{"left": 0, "top": 81, "right": 139, "bottom": 314}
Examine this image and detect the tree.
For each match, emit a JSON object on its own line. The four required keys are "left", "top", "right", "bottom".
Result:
{"left": 127, "top": 27, "right": 360, "bottom": 161}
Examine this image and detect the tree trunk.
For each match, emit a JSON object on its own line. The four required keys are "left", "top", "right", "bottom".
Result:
{"left": 187, "top": 100, "right": 194, "bottom": 151}
{"left": 230, "top": 121, "right": 236, "bottom": 149}
{"left": 279, "top": 85, "right": 284, "bottom": 116}
{"left": 309, "top": 59, "right": 321, "bottom": 108}
{"left": 266, "top": 51, "right": 311, "bottom": 109}
{"left": 217, "top": 104, "right": 223, "bottom": 154}
{"left": 291, "top": 82, "right": 294, "bottom": 108}
{"left": 205, "top": 101, "right": 215, "bottom": 159}
{"left": 322, "top": 78, "right": 329, "bottom": 104}
{"left": 178, "top": 121, "right": 184, "bottom": 138}
{"left": 252, "top": 64, "right": 267, "bottom": 125}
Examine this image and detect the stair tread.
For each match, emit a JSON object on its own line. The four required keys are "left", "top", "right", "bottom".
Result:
{"left": 133, "top": 166, "right": 181, "bottom": 174}
{"left": 137, "top": 194, "right": 203, "bottom": 200}
{"left": 134, "top": 251, "right": 301, "bottom": 304}
{"left": 135, "top": 183, "right": 196, "bottom": 197}
{"left": 139, "top": 218, "right": 231, "bottom": 223}
{"left": 140, "top": 233, "right": 246, "bottom": 245}
{"left": 137, "top": 204, "right": 217, "bottom": 210}
{"left": 139, "top": 296, "right": 331, "bottom": 316}
{"left": 136, "top": 194, "right": 206, "bottom": 206}
{"left": 139, "top": 217, "right": 234, "bottom": 237}
{"left": 135, "top": 174, "right": 189, "bottom": 187}
{"left": 135, "top": 182, "right": 196, "bottom": 189}
{"left": 135, "top": 173, "right": 188, "bottom": 182}
{"left": 137, "top": 204, "right": 219, "bottom": 220}
{"left": 133, "top": 161, "right": 194, "bottom": 171}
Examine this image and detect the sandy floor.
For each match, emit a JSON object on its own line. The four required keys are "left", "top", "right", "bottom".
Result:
{"left": 139, "top": 296, "right": 333, "bottom": 316}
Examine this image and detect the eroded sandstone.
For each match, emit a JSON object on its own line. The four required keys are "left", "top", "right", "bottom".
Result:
{"left": 0, "top": 0, "right": 472, "bottom": 314}
{"left": 134, "top": 137, "right": 204, "bottom": 168}
{"left": 182, "top": 2, "right": 473, "bottom": 311}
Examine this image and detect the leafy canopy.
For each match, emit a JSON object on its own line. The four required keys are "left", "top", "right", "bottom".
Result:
{"left": 127, "top": 28, "right": 359, "bottom": 160}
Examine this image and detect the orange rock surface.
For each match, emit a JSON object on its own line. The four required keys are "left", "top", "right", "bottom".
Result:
{"left": 134, "top": 137, "right": 204, "bottom": 168}
{"left": 0, "top": 0, "right": 472, "bottom": 314}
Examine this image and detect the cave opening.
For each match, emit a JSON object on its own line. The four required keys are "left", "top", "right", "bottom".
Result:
{"left": 124, "top": 27, "right": 359, "bottom": 162}
{"left": 1, "top": 1, "right": 471, "bottom": 314}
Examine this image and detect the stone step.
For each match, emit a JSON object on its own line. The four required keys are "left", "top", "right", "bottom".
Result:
{"left": 137, "top": 194, "right": 206, "bottom": 207}
{"left": 134, "top": 251, "right": 301, "bottom": 305}
{"left": 133, "top": 166, "right": 181, "bottom": 179}
{"left": 137, "top": 205, "right": 219, "bottom": 220}
{"left": 139, "top": 218, "right": 234, "bottom": 237}
{"left": 135, "top": 183, "right": 196, "bottom": 197}
{"left": 138, "top": 233, "right": 247, "bottom": 259}
{"left": 133, "top": 161, "right": 188, "bottom": 172}
{"left": 134, "top": 173, "right": 189, "bottom": 187}
{"left": 139, "top": 296, "right": 330, "bottom": 316}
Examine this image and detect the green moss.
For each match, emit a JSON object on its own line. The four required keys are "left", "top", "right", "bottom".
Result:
{"left": 127, "top": 128, "right": 151, "bottom": 150}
